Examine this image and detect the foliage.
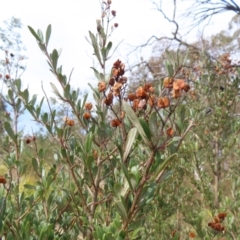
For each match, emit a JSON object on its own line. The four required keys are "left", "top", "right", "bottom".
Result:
{"left": 0, "top": 2, "right": 193, "bottom": 240}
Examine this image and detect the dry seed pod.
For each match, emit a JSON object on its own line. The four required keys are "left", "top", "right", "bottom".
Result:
{"left": 166, "top": 127, "right": 174, "bottom": 137}
{"left": 0, "top": 176, "right": 6, "bottom": 184}
{"left": 98, "top": 81, "right": 107, "bottom": 92}
{"left": 172, "top": 89, "right": 181, "bottom": 98}
{"left": 111, "top": 119, "right": 121, "bottom": 127}
{"left": 66, "top": 119, "right": 75, "bottom": 126}
{"left": 136, "top": 86, "right": 147, "bottom": 99}
{"left": 157, "top": 97, "right": 170, "bottom": 108}
{"left": 83, "top": 112, "right": 91, "bottom": 120}
{"left": 173, "top": 79, "right": 186, "bottom": 90}
{"left": 163, "top": 77, "right": 174, "bottom": 88}
{"left": 85, "top": 102, "right": 93, "bottom": 111}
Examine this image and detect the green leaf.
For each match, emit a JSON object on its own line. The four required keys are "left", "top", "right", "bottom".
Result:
{"left": 120, "top": 159, "right": 134, "bottom": 192}
{"left": 123, "top": 127, "right": 137, "bottom": 162}
{"left": 24, "top": 184, "right": 36, "bottom": 190}
{"left": 155, "top": 153, "right": 177, "bottom": 182}
{"left": 89, "top": 31, "right": 102, "bottom": 65}
{"left": 85, "top": 132, "right": 93, "bottom": 154}
{"left": 123, "top": 101, "right": 151, "bottom": 147}
{"left": 115, "top": 199, "right": 128, "bottom": 221}
{"left": 45, "top": 24, "right": 51, "bottom": 47}
{"left": 4, "top": 122, "right": 17, "bottom": 144}
{"left": 149, "top": 112, "right": 158, "bottom": 143}
{"left": 32, "top": 158, "right": 39, "bottom": 175}
{"left": 51, "top": 49, "right": 58, "bottom": 70}
{"left": 0, "top": 197, "right": 6, "bottom": 221}
{"left": 50, "top": 82, "right": 62, "bottom": 98}
{"left": 28, "top": 26, "right": 42, "bottom": 42}
{"left": 139, "top": 118, "right": 151, "bottom": 140}
{"left": 37, "top": 29, "right": 44, "bottom": 42}
{"left": 106, "top": 41, "right": 112, "bottom": 58}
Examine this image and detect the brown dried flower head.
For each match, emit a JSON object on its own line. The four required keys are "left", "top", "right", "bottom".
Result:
{"left": 172, "top": 89, "right": 181, "bottom": 98}
{"left": 66, "top": 119, "right": 75, "bottom": 126}
{"left": 218, "top": 212, "right": 227, "bottom": 222}
{"left": 111, "top": 119, "right": 121, "bottom": 127}
{"left": 26, "top": 138, "right": 32, "bottom": 144}
{"left": 166, "top": 127, "right": 174, "bottom": 137}
{"left": 173, "top": 79, "right": 186, "bottom": 91}
{"left": 128, "top": 93, "right": 136, "bottom": 101}
{"left": 5, "top": 74, "right": 10, "bottom": 80}
{"left": 83, "top": 112, "right": 91, "bottom": 120}
{"left": 98, "top": 81, "right": 107, "bottom": 92}
{"left": 138, "top": 99, "right": 147, "bottom": 110}
{"left": 157, "top": 97, "right": 170, "bottom": 108}
{"left": 85, "top": 102, "right": 93, "bottom": 111}
{"left": 189, "top": 232, "right": 196, "bottom": 238}
{"left": 163, "top": 77, "right": 174, "bottom": 88}
{"left": 148, "top": 95, "right": 156, "bottom": 107}
{"left": 112, "top": 82, "right": 122, "bottom": 91}
{"left": 0, "top": 176, "right": 7, "bottom": 184}
{"left": 113, "top": 59, "right": 121, "bottom": 69}
{"left": 119, "top": 77, "right": 127, "bottom": 84}
{"left": 136, "top": 86, "right": 147, "bottom": 99}
{"left": 132, "top": 99, "right": 140, "bottom": 111}
{"left": 109, "top": 77, "right": 115, "bottom": 86}
{"left": 111, "top": 10, "right": 116, "bottom": 16}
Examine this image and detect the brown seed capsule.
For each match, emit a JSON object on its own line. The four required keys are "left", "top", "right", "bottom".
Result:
{"left": 112, "top": 82, "right": 122, "bottom": 91}
{"left": 133, "top": 99, "right": 140, "bottom": 110}
{"left": 128, "top": 93, "right": 136, "bottom": 101}
{"left": 26, "top": 138, "right": 32, "bottom": 144}
{"left": 114, "top": 23, "right": 118, "bottom": 28}
{"left": 138, "top": 99, "right": 147, "bottom": 110}
{"left": 84, "top": 102, "right": 93, "bottom": 111}
{"left": 157, "top": 97, "right": 170, "bottom": 108}
{"left": 136, "top": 86, "right": 147, "bottom": 99}
{"left": 111, "top": 10, "right": 116, "bottom": 16}
{"left": 189, "top": 232, "right": 196, "bottom": 238}
{"left": 163, "top": 77, "right": 174, "bottom": 88}
{"left": 104, "top": 97, "right": 113, "bottom": 106}
{"left": 98, "top": 81, "right": 107, "bottom": 92}
{"left": 109, "top": 77, "right": 115, "bottom": 86}
{"left": 111, "top": 119, "right": 121, "bottom": 127}
{"left": 0, "top": 176, "right": 6, "bottom": 184}
{"left": 119, "top": 77, "right": 127, "bottom": 84}
{"left": 143, "top": 83, "right": 152, "bottom": 92}
{"left": 183, "top": 84, "right": 190, "bottom": 92}
{"left": 172, "top": 89, "right": 181, "bottom": 98}
{"left": 107, "top": 92, "right": 113, "bottom": 101}
{"left": 66, "top": 119, "right": 75, "bottom": 126}
{"left": 83, "top": 112, "right": 91, "bottom": 120}
{"left": 173, "top": 79, "right": 186, "bottom": 90}
{"left": 5, "top": 74, "right": 10, "bottom": 80}
{"left": 166, "top": 127, "right": 174, "bottom": 137}
{"left": 112, "top": 68, "right": 119, "bottom": 77}
{"left": 148, "top": 95, "right": 156, "bottom": 107}
{"left": 113, "top": 59, "right": 121, "bottom": 68}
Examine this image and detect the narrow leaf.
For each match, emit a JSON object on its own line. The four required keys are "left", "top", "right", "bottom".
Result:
{"left": 123, "top": 127, "right": 137, "bottom": 162}
{"left": 45, "top": 24, "right": 51, "bottom": 47}
{"left": 4, "top": 122, "right": 17, "bottom": 144}
{"left": 28, "top": 26, "right": 42, "bottom": 42}
{"left": 123, "top": 101, "right": 151, "bottom": 147}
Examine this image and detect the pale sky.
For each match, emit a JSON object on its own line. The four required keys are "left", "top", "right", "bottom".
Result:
{"left": 0, "top": 0, "right": 235, "bottom": 133}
